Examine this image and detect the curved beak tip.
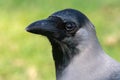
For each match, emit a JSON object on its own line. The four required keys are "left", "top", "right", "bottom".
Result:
{"left": 25, "top": 26, "right": 32, "bottom": 33}
{"left": 25, "top": 27, "right": 29, "bottom": 32}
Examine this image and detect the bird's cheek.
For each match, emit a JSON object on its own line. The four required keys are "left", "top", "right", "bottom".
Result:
{"left": 52, "top": 32, "right": 66, "bottom": 41}
{"left": 53, "top": 32, "right": 60, "bottom": 38}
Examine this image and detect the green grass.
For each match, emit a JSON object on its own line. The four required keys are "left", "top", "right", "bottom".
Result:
{"left": 0, "top": 0, "right": 120, "bottom": 80}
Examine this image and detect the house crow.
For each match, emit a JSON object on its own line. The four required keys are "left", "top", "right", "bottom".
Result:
{"left": 26, "top": 9, "right": 120, "bottom": 80}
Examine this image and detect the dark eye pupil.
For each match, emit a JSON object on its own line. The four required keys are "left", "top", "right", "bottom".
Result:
{"left": 65, "top": 22, "right": 76, "bottom": 31}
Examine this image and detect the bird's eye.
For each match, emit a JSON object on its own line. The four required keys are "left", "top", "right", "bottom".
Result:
{"left": 65, "top": 22, "right": 76, "bottom": 31}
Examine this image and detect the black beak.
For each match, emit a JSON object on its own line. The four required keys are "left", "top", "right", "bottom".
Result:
{"left": 26, "top": 19, "right": 58, "bottom": 36}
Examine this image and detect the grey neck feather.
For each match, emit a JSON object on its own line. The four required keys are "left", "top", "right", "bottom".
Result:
{"left": 49, "top": 21, "right": 105, "bottom": 80}
{"left": 59, "top": 22, "right": 120, "bottom": 80}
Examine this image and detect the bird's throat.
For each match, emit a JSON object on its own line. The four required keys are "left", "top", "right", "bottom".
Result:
{"left": 48, "top": 38, "right": 79, "bottom": 79}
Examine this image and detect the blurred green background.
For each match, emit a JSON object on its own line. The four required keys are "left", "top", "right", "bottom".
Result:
{"left": 0, "top": 0, "right": 120, "bottom": 80}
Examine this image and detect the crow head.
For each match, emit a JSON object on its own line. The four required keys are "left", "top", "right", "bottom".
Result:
{"left": 26, "top": 9, "right": 96, "bottom": 45}
{"left": 26, "top": 9, "right": 99, "bottom": 78}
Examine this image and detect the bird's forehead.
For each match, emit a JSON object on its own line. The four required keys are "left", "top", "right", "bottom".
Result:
{"left": 52, "top": 9, "right": 80, "bottom": 16}
{"left": 50, "top": 9, "right": 87, "bottom": 27}
{"left": 52, "top": 14, "right": 76, "bottom": 22}
{"left": 51, "top": 9, "right": 79, "bottom": 22}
